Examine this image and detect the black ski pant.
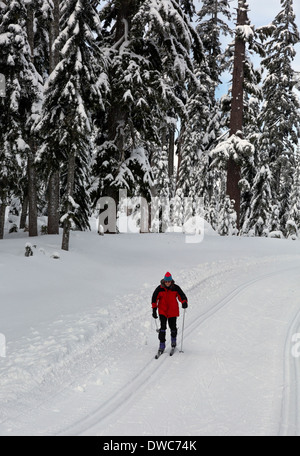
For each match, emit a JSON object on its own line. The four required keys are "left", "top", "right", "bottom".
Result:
{"left": 158, "top": 315, "right": 177, "bottom": 342}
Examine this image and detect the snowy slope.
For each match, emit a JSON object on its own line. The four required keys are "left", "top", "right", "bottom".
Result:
{"left": 1, "top": 221, "right": 300, "bottom": 436}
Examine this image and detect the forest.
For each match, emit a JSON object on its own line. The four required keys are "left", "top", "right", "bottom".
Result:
{"left": 0, "top": 0, "right": 300, "bottom": 250}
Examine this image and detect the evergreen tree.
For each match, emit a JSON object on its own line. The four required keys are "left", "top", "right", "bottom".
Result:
{"left": 178, "top": 0, "right": 231, "bottom": 199}
{"left": 223, "top": 0, "right": 250, "bottom": 228}
{"left": 0, "top": 0, "right": 41, "bottom": 238}
{"left": 243, "top": 154, "right": 273, "bottom": 237}
{"left": 287, "top": 150, "right": 300, "bottom": 238}
{"left": 197, "top": 0, "right": 232, "bottom": 89}
{"left": 94, "top": 0, "right": 204, "bottom": 206}
{"left": 177, "top": 0, "right": 232, "bottom": 205}
{"left": 37, "top": 0, "right": 108, "bottom": 250}
{"left": 259, "top": 0, "right": 300, "bottom": 234}
{"left": 176, "top": 61, "right": 211, "bottom": 199}
{"left": 218, "top": 195, "right": 237, "bottom": 236}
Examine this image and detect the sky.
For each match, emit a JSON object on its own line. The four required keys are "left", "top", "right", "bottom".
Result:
{"left": 246, "top": 0, "right": 300, "bottom": 73}
{"left": 209, "top": 0, "right": 300, "bottom": 96}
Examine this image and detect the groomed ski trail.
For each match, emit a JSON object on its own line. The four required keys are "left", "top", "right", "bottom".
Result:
{"left": 58, "top": 258, "right": 300, "bottom": 436}
{"left": 1, "top": 256, "right": 300, "bottom": 436}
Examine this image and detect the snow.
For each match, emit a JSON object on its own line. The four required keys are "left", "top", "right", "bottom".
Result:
{"left": 1, "top": 218, "right": 300, "bottom": 436}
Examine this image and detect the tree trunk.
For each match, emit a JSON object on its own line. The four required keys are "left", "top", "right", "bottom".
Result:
{"left": 26, "top": 4, "right": 38, "bottom": 237}
{"left": 176, "top": 123, "right": 185, "bottom": 186}
{"left": 47, "top": 0, "right": 60, "bottom": 234}
{"left": 226, "top": 0, "right": 248, "bottom": 230}
{"left": 61, "top": 150, "right": 76, "bottom": 251}
{"left": 168, "top": 127, "right": 175, "bottom": 179}
{"left": 0, "top": 204, "right": 6, "bottom": 239}
{"left": 27, "top": 151, "right": 38, "bottom": 237}
{"left": 47, "top": 171, "right": 60, "bottom": 234}
{"left": 20, "top": 194, "right": 28, "bottom": 230}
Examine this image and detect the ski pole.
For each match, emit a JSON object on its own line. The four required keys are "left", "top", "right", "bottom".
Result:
{"left": 155, "top": 318, "right": 160, "bottom": 333}
{"left": 180, "top": 308, "right": 186, "bottom": 353}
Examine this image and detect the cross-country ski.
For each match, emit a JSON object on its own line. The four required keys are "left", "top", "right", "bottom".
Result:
{"left": 155, "top": 350, "right": 164, "bottom": 359}
{"left": 170, "top": 347, "right": 176, "bottom": 356}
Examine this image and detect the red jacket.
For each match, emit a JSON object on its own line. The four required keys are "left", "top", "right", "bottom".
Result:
{"left": 152, "top": 280, "right": 188, "bottom": 318}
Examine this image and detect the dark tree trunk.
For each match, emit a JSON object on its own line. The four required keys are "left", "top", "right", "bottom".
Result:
{"left": 47, "top": 0, "right": 60, "bottom": 235}
{"left": 226, "top": 0, "right": 248, "bottom": 230}
{"left": 61, "top": 150, "right": 76, "bottom": 251}
{"left": 27, "top": 151, "right": 38, "bottom": 237}
{"left": 0, "top": 204, "right": 6, "bottom": 239}
{"left": 168, "top": 127, "right": 175, "bottom": 179}
{"left": 48, "top": 171, "right": 60, "bottom": 234}
{"left": 26, "top": 4, "right": 38, "bottom": 237}
{"left": 20, "top": 194, "right": 28, "bottom": 230}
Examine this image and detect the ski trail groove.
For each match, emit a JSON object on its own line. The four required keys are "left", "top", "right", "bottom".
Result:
{"left": 59, "top": 263, "right": 300, "bottom": 436}
{"left": 184, "top": 266, "right": 300, "bottom": 342}
{"left": 278, "top": 306, "right": 300, "bottom": 436}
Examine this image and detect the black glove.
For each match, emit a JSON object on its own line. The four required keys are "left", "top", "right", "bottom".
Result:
{"left": 152, "top": 308, "right": 158, "bottom": 319}
{"left": 182, "top": 302, "right": 188, "bottom": 309}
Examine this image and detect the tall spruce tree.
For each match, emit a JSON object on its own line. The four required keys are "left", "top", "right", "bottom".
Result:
{"left": 177, "top": 0, "right": 232, "bottom": 202}
{"left": 37, "top": 0, "right": 108, "bottom": 250}
{"left": 33, "top": 0, "right": 61, "bottom": 235}
{"left": 287, "top": 148, "right": 300, "bottom": 238}
{"left": 226, "top": 0, "right": 250, "bottom": 229}
{"left": 94, "top": 0, "right": 204, "bottom": 208}
{"left": 259, "top": 0, "right": 300, "bottom": 235}
{"left": 244, "top": 155, "right": 273, "bottom": 237}
{"left": 0, "top": 0, "right": 41, "bottom": 238}
{"left": 197, "top": 0, "right": 232, "bottom": 88}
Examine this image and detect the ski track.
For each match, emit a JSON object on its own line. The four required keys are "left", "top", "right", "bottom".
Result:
{"left": 59, "top": 257, "right": 300, "bottom": 436}
{"left": 1, "top": 255, "right": 300, "bottom": 436}
{"left": 279, "top": 305, "right": 300, "bottom": 436}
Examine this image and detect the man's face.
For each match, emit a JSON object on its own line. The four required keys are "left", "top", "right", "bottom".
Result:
{"left": 165, "top": 281, "right": 171, "bottom": 287}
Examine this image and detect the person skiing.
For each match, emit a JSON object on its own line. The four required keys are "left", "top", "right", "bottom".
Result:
{"left": 151, "top": 272, "right": 188, "bottom": 354}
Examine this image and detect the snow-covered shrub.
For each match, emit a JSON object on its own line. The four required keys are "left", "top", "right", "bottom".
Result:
{"left": 9, "top": 224, "right": 18, "bottom": 233}
{"left": 218, "top": 196, "right": 238, "bottom": 236}
{"left": 25, "top": 243, "right": 34, "bottom": 257}
{"left": 286, "top": 219, "right": 298, "bottom": 240}
{"left": 40, "top": 225, "right": 48, "bottom": 235}
{"left": 269, "top": 231, "right": 283, "bottom": 239}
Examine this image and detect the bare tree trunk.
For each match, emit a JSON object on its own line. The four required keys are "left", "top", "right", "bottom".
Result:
{"left": 27, "top": 151, "right": 38, "bottom": 237}
{"left": 47, "top": 171, "right": 60, "bottom": 234}
{"left": 20, "top": 194, "right": 28, "bottom": 230}
{"left": 61, "top": 151, "right": 76, "bottom": 251}
{"left": 26, "top": 4, "right": 38, "bottom": 237}
{"left": 168, "top": 127, "right": 175, "bottom": 179}
{"left": 226, "top": 0, "right": 248, "bottom": 230}
{"left": 47, "top": 0, "right": 60, "bottom": 234}
{"left": 176, "top": 123, "right": 185, "bottom": 187}
{"left": 0, "top": 204, "right": 6, "bottom": 239}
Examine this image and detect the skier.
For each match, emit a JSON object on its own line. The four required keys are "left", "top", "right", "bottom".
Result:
{"left": 151, "top": 272, "right": 188, "bottom": 355}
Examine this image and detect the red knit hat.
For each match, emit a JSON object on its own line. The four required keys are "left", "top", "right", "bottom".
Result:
{"left": 164, "top": 272, "right": 172, "bottom": 282}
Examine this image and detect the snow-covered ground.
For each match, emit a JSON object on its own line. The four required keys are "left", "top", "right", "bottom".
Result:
{"left": 1, "top": 218, "right": 300, "bottom": 436}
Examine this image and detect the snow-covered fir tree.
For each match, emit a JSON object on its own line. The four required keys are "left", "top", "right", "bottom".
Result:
{"left": 197, "top": 0, "right": 232, "bottom": 89}
{"left": 176, "top": 61, "right": 211, "bottom": 200}
{"left": 33, "top": 0, "right": 53, "bottom": 83}
{"left": 286, "top": 149, "right": 300, "bottom": 238}
{"left": 2, "top": 0, "right": 300, "bottom": 244}
{"left": 177, "top": 0, "right": 233, "bottom": 210}
{"left": 242, "top": 153, "right": 273, "bottom": 237}
{"left": 37, "top": 0, "right": 108, "bottom": 249}
{"left": 208, "top": 2, "right": 262, "bottom": 231}
{"left": 258, "top": 0, "right": 300, "bottom": 235}
{"left": 0, "top": 0, "right": 41, "bottom": 238}
{"left": 217, "top": 195, "right": 237, "bottom": 236}
{"left": 93, "top": 0, "right": 204, "bottom": 207}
